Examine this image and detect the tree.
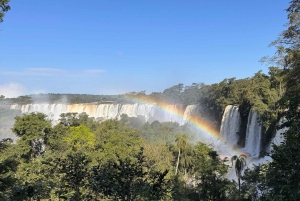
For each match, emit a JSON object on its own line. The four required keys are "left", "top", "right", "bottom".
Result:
{"left": 240, "top": 163, "right": 270, "bottom": 201}
{"left": 231, "top": 154, "right": 247, "bottom": 196}
{"left": 12, "top": 113, "right": 52, "bottom": 160}
{"left": 89, "top": 149, "right": 170, "bottom": 201}
{"left": 269, "top": 1, "right": 300, "bottom": 124}
{"left": 174, "top": 134, "right": 188, "bottom": 175}
{"left": 64, "top": 124, "right": 96, "bottom": 151}
{"left": 192, "top": 142, "right": 231, "bottom": 201}
{"left": 162, "top": 83, "right": 184, "bottom": 104}
{"left": 94, "top": 119, "right": 143, "bottom": 162}
{"left": 0, "top": 139, "right": 18, "bottom": 199}
{"left": 261, "top": 1, "right": 300, "bottom": 199}
{"left": 54, "top": 152, "right": 91, "bottom": 200}
{"left": 0, "top": 0, "right": 10, "bottom": 23}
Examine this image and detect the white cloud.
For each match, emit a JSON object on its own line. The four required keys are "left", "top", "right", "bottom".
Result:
{"left": 0, "top": 83, "right": 27, "bottom": 98}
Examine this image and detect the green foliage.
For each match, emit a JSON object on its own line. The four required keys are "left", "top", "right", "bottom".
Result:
{"left": 256, "top": 1, "right": 300, "bottom": 200}
{"left": 1, "top": 110, "right": 241, "bottom": 200}
{"left": 93, "top": 119, "right": 143, "bottom": 162}
{"left": 89, "top": 149, "right": 170, "bottom": 201}
{"left": 54, "top": 152, "right": 92, "bottom": 200}
{"left": 0, "top": 140, "right": 18, "bottom": 199}
{"left": 240, "top": 164, "right": 269, "bottom": 201}
{"left": 59, "top": 112, "right": 96, "bottom": 128}
{"left": 265, "top": 124, "right": 300, "bottom": 200}
{"left": 191, "top": 143, "right": 230, "bottom": 200}
{"left": 46, "top": 123, "right": 70, "bottom": 153}
{"left": 12, "top": 113, "right": 51, "bottom": 139}
{"left": 65, "top": 125, "right": 96, "bottom": 151}
{"left": 142, "top": 142, "right": 174, "bottom": 174}
{"left": 12, "top": 113, "right": 52, "bottom": 160}
{"left": 174, "top": 134, "right": 188, "bottom": 175}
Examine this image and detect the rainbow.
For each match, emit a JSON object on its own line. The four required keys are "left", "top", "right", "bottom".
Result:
{"left": 123, "top": 95, "right": 243, "bottom": 157}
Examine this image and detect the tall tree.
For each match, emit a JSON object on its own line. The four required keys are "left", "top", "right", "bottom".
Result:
{"left": 174, "top": 134, "right": 188, "bottom": 175}
{"left": 263, "top": 1, "right": 300, "bottom": 199}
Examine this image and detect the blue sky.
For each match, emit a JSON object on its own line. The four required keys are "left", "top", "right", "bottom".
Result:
{"left": 0, "top": 0, "right": 289, "bottom": 97}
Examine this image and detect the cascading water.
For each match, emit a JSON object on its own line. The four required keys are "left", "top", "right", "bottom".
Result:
{"left": 156, "top": 104, "right": 184, "bottom": 124}
{"left": 183, "top": 105, "right": 199, "bottom": 123}
{"left": 243, "top": 109, "right": 262, "bottom": 158}
{"left": 10, "top": 103, "right": 187, "bottom": 124}
{"left": 11, "top": 104, "right": 68, "bottom": 120}
{"left": 95, "top": 104, "right": 120, "bottom": 120}
{"left": 220, "top": 105, "right": 241, "bottom": 147}
{"left": 119, "top": 103, "right": 156, "bottom": 121}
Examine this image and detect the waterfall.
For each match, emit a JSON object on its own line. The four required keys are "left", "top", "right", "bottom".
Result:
{"left": 244, "top": 109, "right": 262, "bottom": 157}
{"left": 95, "top": 104, "right": 120, "bottom": 120}
{"left": 119, "top": 103, "right": 156, "bottom": 121}
{"left": 155, "top": 104, "right": 184, "bottom": 124}
{"left": 183, "top": 105, "right": 199, "bottom": 123}
{"left": 10, "top": 104, "right": 68, "bottom": 120}
{"left": 220, "top": 105, "right": 241, "bottom": 147}
{"left": 10, "top": 103, "right": 188, "bottom": 124}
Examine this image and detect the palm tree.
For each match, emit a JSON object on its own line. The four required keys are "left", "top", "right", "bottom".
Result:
{"left": 175, "top": 134, "right": 188, "bottom": 175}
{"left": 231, "top": 154, "right": 247, "bottom": 195}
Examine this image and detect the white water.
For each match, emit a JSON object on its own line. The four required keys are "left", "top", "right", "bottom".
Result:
{"left": 183, "top": 105, "right": 199, "bottom": 123}
{"left": 243, "top": 109, "right": 262, "bottom": 158}
{"left": 10, "top": 104, "right": 68, "bottom": 120}
{"left": 10, "top": 103, "right": 190, "bottom": 124}
{"left": 218, "top": 107, "right": 265, "bottom": 181}
{"left": 220, "top": 105, "right": 241, "bottom": 147}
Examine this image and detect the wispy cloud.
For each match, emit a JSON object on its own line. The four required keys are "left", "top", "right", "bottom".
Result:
{"left": 1, "top": 68, "right": 66, "bottom": 76}
{"left": 26, "top": 68, "right": 66, "bottom": 76}
{"left": 1, "top": 68, "right": 105, "bottom": 77}
{"left": 0, "top": 83, "right": 28, "bottom": 98}
{"left": 82, "top": 69, "right": 105, "bottom": 77}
